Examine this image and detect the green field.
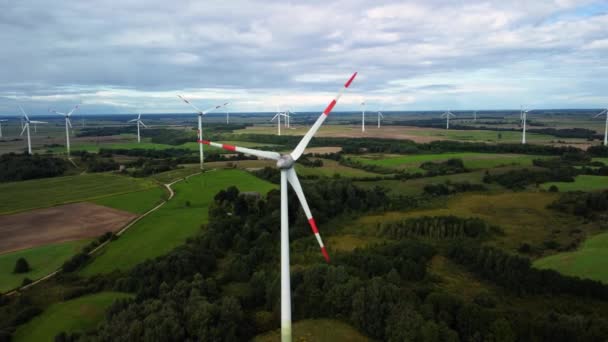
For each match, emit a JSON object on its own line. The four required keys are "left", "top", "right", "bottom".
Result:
{"left": 92, "top": 186, "right": 166, "bottom": 214}
{"left": 408, "top": 129, "right": 557, "bottom": 143}
{"left": 0, "top": 240, "right": 89, "bottom": 293}
{"left": 254, "top": 319, "right": 369, "bottom": 342}
{"left": 80, "top": 169, "right": 276, "bottom": 275}
{"left": 296, "top": 159, "right": 382, "bottom": 178}
{"left": 13, "top": 292, "right": 133, "bottom": 341}
{"left": 593, "top": 157, "right": 608, "bottom": 165}
{"left": 541, "top": 175, "right": 608, "bottom": 192}
{"left": 534, "top": 232, "right": 608, "bottom": 283}
{"left": 350, "top": 153, "right": 544, "bottom": 172}
{"left": 150, "top": 167, "right": 202, "bottom": 184}
{"left": 0, "top": 174, "right": 157, "bottom": 214}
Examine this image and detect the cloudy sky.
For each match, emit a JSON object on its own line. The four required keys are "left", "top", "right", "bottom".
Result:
{"left": 1, "top": 0, "right": 607, "bottom": 114}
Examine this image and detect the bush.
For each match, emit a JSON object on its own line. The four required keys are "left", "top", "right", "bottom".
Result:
{"left": 549, "top": 185, "right": 559, "bottom": 192}
{"left": 13, "top": 257, "right": 30, "bottom": 274}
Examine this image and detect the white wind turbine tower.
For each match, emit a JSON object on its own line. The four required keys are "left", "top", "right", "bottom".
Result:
{"left": 225, "top": 104, "right": 230, "bottom": 124}
{"left": 19, "top": 106, "right": 47, "bottom": 155}
{"left": 441, "top": 110, "right": 455, "bottom": 129}
{"left": 473, "top": 110, "right": 477, "bottom": 122}
{"left": 377, "top": 110, "right": 384, "bottom": 128}
{"left": 177, "top": 96, "right": 229, "bottom": 170}
{"left": 197, "top": 72, "right": 357, "bottom": 342}
{"left": 520, "top": 107, "right": 530, "bottom": 145}
{"left": 128, "top": 113, "right": 147, "bottom": 143}
{"left": 594, "top": 108, "right": 608, "bottom": 146}
{"left": 360, "top": 101, "right": 366, "bottom": 132}
{"left": 0, "top": 119, "right": 7, "bottom": 138}
{"left": 271, "top": 109, "right": 289, "bottom": 136}
{"left": 50, "top": 105, "right": 79, "bottom": 157}
{"left": 284, "top": 107, "right": 296, "bottom": 128}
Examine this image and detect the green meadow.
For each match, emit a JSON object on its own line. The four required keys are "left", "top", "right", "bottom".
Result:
{"left": 0, "top": 174, "right": 157, "bottom": 214}
{"left": 350, "top": 153, "right": 545, "bottom": 171}
{"left": 12, "top": 292, "right": 133, "bottom": 341}
{"left": 296, "top": 159, "right": 382, "bottom": 178}
{"left": 408, "top": 129, "right": 558, "bottom": 143}
{"left": 541, "top": 175, "right": 608, "bottom": 192}
{"left": 0, "top": 240, "right": 89, "bottom": 293}
{"left": 92, "top": 186, "right": 166, "bottom": 214}
{"left": 80, "top": 169, "right": 277, "bottom": 275}
{"left": 534, "top": 232, "right": 608, "bottom": 283}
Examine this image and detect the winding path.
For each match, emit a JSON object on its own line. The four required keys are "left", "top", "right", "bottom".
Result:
{"left": 5, "top": 172, "right": 201, "bottom": 296}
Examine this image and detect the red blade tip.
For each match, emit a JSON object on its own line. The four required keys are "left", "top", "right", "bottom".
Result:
{"left": 344, "top": 72, "right": 357, "bottom": 88}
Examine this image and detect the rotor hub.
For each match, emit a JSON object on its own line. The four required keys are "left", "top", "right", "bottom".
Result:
{"left": 276, "top": 154, "right": 295, "bottom": 169}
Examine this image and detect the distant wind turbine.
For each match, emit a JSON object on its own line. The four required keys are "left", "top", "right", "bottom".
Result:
{"left": 377, "top": 111, "right": 384, "bottom": 128}
{"left": 474, "top": 110, "right": 477, "bottom": 122}
{"left": 360, "top": 101, "right": 366, "bottom": 132}
{"left": 441, "top": 110, "right": 455, "bottom": 130}
{"left": 177, "top": 96, "right": 229, "bottom": 170}
{"left": 595, "top": 108, "right": 608, "bottom": 146}
{"left": 50, "top": 105, "right": 79, "bottom": 157}
{"left": 19, "top": 106, "right": 47, "bottom": 155}
{"left": 225, "top": 104, "right": 230, "bottom": 124}
{"left": 0, "top": 119, "right": 6, "bottom": 138}
{"left": 520, "top": 107, "right": 530, "bottom": 145}
{"left": 271, "top": 108, "right": 289, "bottom": 136}
{"left": 128, "top": 113, "right": 147, "bottom": 143}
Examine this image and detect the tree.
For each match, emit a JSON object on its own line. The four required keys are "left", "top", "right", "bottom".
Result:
{"left": 489, "top": 318, "right": 515, "bottom": 342}
{"left": 13, "top": 257, "right": 30, "bottom": 273}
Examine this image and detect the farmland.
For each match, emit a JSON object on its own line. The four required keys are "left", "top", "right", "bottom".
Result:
{"left": 12, "top": 292, "right": 133, "bottom": 341}
{"left": 541, "top": 175, "right": 608, "bottom": 192}
{"left": 80, "top": 169, "right": 277, "bottom": 275}
{"left": 534, "top": 231, "right": 608, "bottom": 283}
{"left": 0, "top": 240, "right": 89, "bottom": 293}
{"left": 0, "top": 174, "right": 158, "bottom": 214}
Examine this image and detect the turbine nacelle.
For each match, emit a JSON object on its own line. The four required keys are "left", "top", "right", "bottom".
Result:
{"left": 276, "top": 154, "right": 295, "bottom": 169}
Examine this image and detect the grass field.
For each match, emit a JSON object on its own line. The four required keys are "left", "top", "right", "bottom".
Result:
{"left": 534, "top": 231, "right": 608, "bottom": 283}
{"left": 0, "top": 240, "right": 89, "bottom": 293}
{"left": 80, "top": 169, "right": 276, "bottom": 275}
{"left": 254, "top": 319, "right": 369, "bottom": 342}
{"left": 92, "top": 186, "right": 166, "bottom": 214}
{"left": 0, "top": 174, "right": 157, "bottom": 215}
{"left": 150, "top": 166, "right": 202, "bottom": 184}
{"left": 541, "top": 175, "right": 608, "bottom": 192}
{"left": 296, "top": 159, "right": 382, "bottom": 178}
{"left": 592, "top": 157, "right": 608, "bottom": 165}
{"left": 349, "top": 192, "right": 580, "bottom": 252}
{"left": 350, "top": 153, "right": 545, "bottom": 172}
{"left": 12, "top": 292, "right": 133, "bottom": 341}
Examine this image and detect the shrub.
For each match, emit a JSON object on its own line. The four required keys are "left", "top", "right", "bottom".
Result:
{"left": 13, "top": 258, "right": 30, "bottom": 274}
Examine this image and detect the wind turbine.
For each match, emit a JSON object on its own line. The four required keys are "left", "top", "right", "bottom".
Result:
{"left": 225, "top": 104, "right": 230, "bottom": 124}
{"left": 284, "top": 107, "right": 296, "bottom": 128}
{"left": 360, "top": 101, "right": 366, "bottom": 132}
{"left": 520, "top": 107, "right": 529, "bottom": 144}
{"left": 0, "top": 119, "right": 6, "bottom": 138}
{"left": 271, "top": 109, "right": 288, "bottom": 136}
{"left": 473, "top": 110, "right": 477, "bottom": 122}
{"left": 177, "top": 96, "right": 229, "bottom": 170}
{"left": 197, "top": 72, "right": 356, "bottom": 342}
{"left": 377, "top": 111, "right": 384, "bottom": 128}
{"left": 19, "top": 106, "right": 47, "bottom": 155}
{"left": 50, "top": 105, "right": 79, "bottom": 157}
{"left": 440, "top": 110, "right": 455, "bottom": 129}
{"left": 594, "top": 108, "right": 608, "bottom": 146}
{"left": 128, "top": 113, "right": 147, "bottom": 143}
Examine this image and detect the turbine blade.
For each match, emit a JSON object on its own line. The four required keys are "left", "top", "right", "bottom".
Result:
{"left": 291, "top": 72, "right": 357, "bottom": 160}
{"left": 594, "top": 109, "right": 607, "bottom": 118}
{"left": 177, "top": 95, "right": 204, "bottom": 115}
{"left": 67, "top": 118, "right": 73, "bottom": 129}
{"left": 128, "top": 118, "right": 138, "bottom": 122}
{"left": 286, "top": 168, "right": 329, "bottom": 262}
{"left": 67, "top": 105, "right": 79, "bottom": 116}
{"left": 199, "top": 139, "right": 281, "bottom": 160}
{"left": 271, "top": 113, "right": 279, "bottom": 121}
{"left": 19, "top": 106, "right": 29, "bottom": 121}
{"left": 139, "top": 121, "right": 148, "bottom": 128}
{"left": 20, "top": 124, "right": 27, "bottom": 136}
{"left": 29, "top": 121, "right": 47, "bottom": 124}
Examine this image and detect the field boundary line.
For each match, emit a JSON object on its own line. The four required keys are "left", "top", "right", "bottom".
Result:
{"left": 4, "top": 171, "right": 203, "bottom": 297}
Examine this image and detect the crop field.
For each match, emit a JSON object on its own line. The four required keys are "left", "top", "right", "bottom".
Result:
{"left": 541, "top": 175, "right": 608, "bottom": 192}
{"left": 254, "top": 319, "right": 369, "bottom": 342}
{"left": 12, "top": 292, "right": 133, "bottom": 341}
{"left": 534, "top": 231, "right": 608, "bottom": 283}
{"left": 350, "top": 152, "right": 545, "bottom": 171}
{"left": 0, "top": 240, "right": 89, "bottom": 293}
{"left": 348, "top": 192, "right": 581, "bottom": 253}
{"left": 80, "top": 169, "right": 277, "bottom": 275}
{"left": 0, "top": 174, "right": 157, "bottom": 214}
{"left": 296, "top": 159, "right": 382, "bottom": 178}
{"left": 92, "top": 186, "right": 166, "bottom": 214}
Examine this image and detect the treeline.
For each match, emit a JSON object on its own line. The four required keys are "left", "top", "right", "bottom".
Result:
{"left": 377, "top": 216, "right": 500, "bottom": 240}
{"left": 548, "top": 191, "right": 608, "bottom": 219}
{"left": 73, "top": 151, "right": 119, "bottom": 172}
{"left": 420, "top": 158, "right": 467, "bottom": 176}
{"left": 447, "top": 242, "right": 608, "bottom": 300}
{"left": 0, "top": 153, "right": 69, "bottom": 182}
{"left": 483, "top": 168, "right": 576, "bottom": 190}
{"left": 424, "top": 181, "right": 486, "bottom": 196}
